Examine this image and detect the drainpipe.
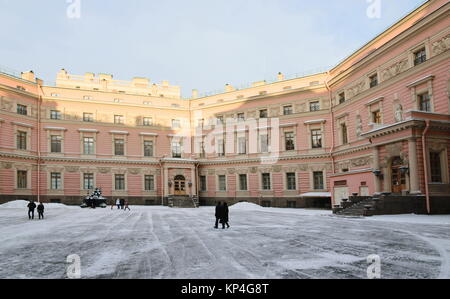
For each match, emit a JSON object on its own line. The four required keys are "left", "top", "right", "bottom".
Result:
{"left": 325, "top": 72, "right": 335, "bottom": 174}
{"left": 421, "top": 120, "right": 431, "bottom": 214}
{"left": 159, "top": 158, "right": 164, "bottom": 206}
{"left": 37, "top": 83, "right": 43, "bottom": 203}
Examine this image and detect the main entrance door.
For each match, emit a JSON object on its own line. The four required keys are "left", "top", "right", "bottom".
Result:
{"left": 391, "top": 157, "right": 406, "bottom": 194}
{"left": 174, "top": 175, "right": 187, "bottom": 195}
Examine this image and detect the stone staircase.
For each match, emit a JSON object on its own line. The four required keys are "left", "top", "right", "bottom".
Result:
{"left": 334, "top": 196, "right": 376, "bottom": 217}
{"left": 168, "top": 195, "right": 199, "bottom": 208}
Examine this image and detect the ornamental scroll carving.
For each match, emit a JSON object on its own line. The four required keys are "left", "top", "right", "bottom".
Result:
{"left": 432, "top": 34, "right": 450, "bottom": 56}
{"left": 381, "top": 59, "right": 408, "bottom": 81}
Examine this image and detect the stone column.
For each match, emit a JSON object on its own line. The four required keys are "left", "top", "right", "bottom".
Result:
{"left": 408, "top": 138, "right": 421, "bottom": 194}
{"left": 372, "top": 146, "right": 381, "bottom": 194}
{"left": 191, "top": 167, "right": 197, "bottom": 196}
{"left": 163, "top": 167, "right": 169, "bottom": 197}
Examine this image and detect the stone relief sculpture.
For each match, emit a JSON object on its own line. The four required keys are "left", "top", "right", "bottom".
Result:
{"left": 394, "top": 103, "right": 404, "bottom": 122}
{"left": 381, "top": 59, "right": 408, "bottom": 81}
{"left": 432, "top": 34, "right": 450, "bottom": 56}
{"left": 347, "top": 81, "right": 366, "bottom": 99}
{"left": 355, "top": 114, "right": 363, "bottom": 137}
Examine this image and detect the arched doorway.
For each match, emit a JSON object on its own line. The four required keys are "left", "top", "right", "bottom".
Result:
{"left": 174, "top": 175, "right": 186, "bottom": 195}
{"left": 391, "top": 157, "right": 406, "bottom": 194}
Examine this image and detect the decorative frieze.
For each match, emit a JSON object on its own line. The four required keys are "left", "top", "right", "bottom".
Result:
{"left": 65, "top": 166, "right": 79, "bottom": 173}
{"left": 98, "top": 167, "right": 111, "bottom": 174}
{"left": 381, "top": 59, "right": 409, "bottom": 81}
{"left": 347, "top": 80, "right": 366, "bottom": 99}
{"left": 351, "top": 156, "right": 373, "bottom": 167}
{"left": 432, "top": 34, "right": 450, "bottom": 56}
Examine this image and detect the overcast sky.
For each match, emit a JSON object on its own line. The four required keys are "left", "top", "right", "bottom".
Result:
{"left": 0, "top": 0, "right": 426, "bottom": 97}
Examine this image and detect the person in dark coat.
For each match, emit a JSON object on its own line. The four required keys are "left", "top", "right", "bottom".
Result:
{"left": 37, "top": 202, "right": 45, "bottom": 219}
{"left": 221, "top": 202, "right": 230, "bottom": 229}
{"left": 120, "top": 198, "right": 125, "bottom": 210}
{"left": 214, "top": 202, "right": 222, "bottom": 229}
{"left": 27, "top": 200, "right": 37, "bottom": 220}
{"left": 124, "top": 200, "right": 131, "bottom": 211}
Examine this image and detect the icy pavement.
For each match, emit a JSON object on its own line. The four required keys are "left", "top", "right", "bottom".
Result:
{"left": 0, "top": 202, "right": 449, "bottom": 279}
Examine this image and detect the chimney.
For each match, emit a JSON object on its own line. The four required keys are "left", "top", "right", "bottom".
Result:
{"left": 277, "top": 72, "right": 285, "bottom": 81}
{"left": 192, "top": 89, "right": 199, "bottom": 99}
{"left": 98, "top": 73, "right": 113, "bottom": 81}
{"left": 225, "top": 84, "right": 235, "bottom": 93}
{"left": 252, "top": 80, "right": 266, "bottom": 87}
{"left": 21, "top": 71, "right": 36, "bottom": 82}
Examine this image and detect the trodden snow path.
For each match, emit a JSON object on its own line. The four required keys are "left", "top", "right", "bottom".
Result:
{"left": 0, "top": 203, "right": 449, "bottom": 279}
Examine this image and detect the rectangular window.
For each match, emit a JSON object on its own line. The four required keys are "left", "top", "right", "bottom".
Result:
{"left": 286, "top": 173, "right": 296, "bottom": 190}
{"left": 283, "top": 105, "right": 293, "bottom": 116}
{"left": 83, "top": 113, "right": 94, "bottom": 122}
{"left": 83, "top": 137, "right": 95, "bottom": 155}
{"left": 414, "top": 48, "right": 426, "bottom": 66}
{"left": 17, "top": 170, "right": 27, "bottom": 189}
{"left": 285, "top": 132, "right": 295, "bottom": 151}
{"left": 260, "top": 134, "right": 269, "bottom": 153}
{"left": 50, "top": 110, "right": 61, "bottom": 120}
{"left": 430, "top": 152, "right": 442, "bottom": 183}
{"left": 372, "top": 110, "right": 382, "bottom": 124}
{"left": 115, "top": 174, "right": 125, "bottom": 190}
{"left": 369, "top": 74, "right": 378, "bottom": 88}
{"left": 311, "top": 129, "right": 323, "bottom": 149}
{"left": 418, "top": 93, "right": 431, "bottom": 112}
{"left": 144, "top": 141, "right": 154, "bottom": 157}
{"left": 50, "top": 135, "right": 62, "bottom": 153}
{"left": 313, "top": 171, "right": 324, "bottom": 190}
{"left": 217, "top": 139, "right": 225, "bottom": 157}
{"left": 239, "top": 174, "right": 248, "bottom": 191}
{"left": 50, "top": 172, "right": 62, "bottom": 190}
{"left": 216, "top": 116, "right": 224, "bottom": 125}
{"left": 144, "top": 175, "right": 155, "bottom": 191}
{"left": 114, "top": 139, "right": 125, "bottom": 156}
{"left": 338, "top": 92, "right": 346, "bottom": 104}
{"left": 172, "top": 141, "right": 182, "bottom": 158}
{"left": 17, "top": 104, "right": 27, "bottom": 116}
{"left": 114, "top": 115, "right": 124, "bottom": 124}
{"left": 200, "top": 176, "right": 207, "bottom": 192}
{"left": 17, "top": 131, "right": 27, "bottom": 150}
{"left": 172, "top": 119, "right": 181, "bottom": 129}
{"left": 310, "top": 101, "right": 320, "bottom": 112}
{"left": 262, "top": 173, "right": 271, "bottom": 190}
{"left": 341, "top": 123, "right": 348, "bottom": 145}
{"left": 238, "top": 137, "right": 247, "bottom": 155}
{"left": 218, "top": 175, "right": 226, "bottom": 191}
{"left": 237, "top": 113, "right": 245, "bottom": 122}
{"left": 83, "top": 173, "right": 94, "bottom": 190}
{"left": 198, "top": 119, "right": 204, "bottom": 128}
{"left": 199, "top": 142, "right": 206, "bottom": 158}
{"left": 259, "top": 109, "right": 268, "bottom": 119}
{"left": 143, "top": 117, "right": 153, "bottom": 126}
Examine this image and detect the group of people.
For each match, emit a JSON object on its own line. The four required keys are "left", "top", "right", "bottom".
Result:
{"left": 27, "top": 201, "right": 45, "bottom": 220}
{"left": 113, "top": 198, "right": 130, "bottom": 211}
{"left": 215, "top": 202, "right": 230, "bottom": 229}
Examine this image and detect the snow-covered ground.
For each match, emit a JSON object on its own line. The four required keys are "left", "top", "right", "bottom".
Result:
{"left": 0, "top": 201, "right": 449, "bottom": 279}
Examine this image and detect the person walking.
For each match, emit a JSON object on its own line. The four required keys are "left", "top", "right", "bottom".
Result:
{"left": 116, "top": 198, "right": 121, "bottom": 210}
{"left": 214, "top": 202, "right": 222, "bottom": 229}
{"left": 37, "top": 202, "right": 45, "bottom": 220}
{"left": 27, "top": 200, "right": 37, "bottom": 220}
{"left": 221, "top": 202, "right": 230, "bottom": 229}
{"left": 124, "top": 200, "right": 131, "bottom": 211}
{"left": 120, "top": 198, "right": 125, "bottom": 210}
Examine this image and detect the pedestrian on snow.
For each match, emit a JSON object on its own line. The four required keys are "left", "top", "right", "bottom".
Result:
{"left": 37, "top": 202, "right": 45, "bottom": 219}
{"left": 27, "top": 200, "right": 37, "bottom": 220}
{"left": 221, "top": 202, "right": 230, "bottom": 229}
{"left": 214, "top": 202, "right": 223, "bottom": 229}
{"left": 120, "top": 198, "right": 125, "bottom": 210}
{"left": 116, "top": 198, "right": 121, "bottom": 210}
{"left": 124, "top": 200, "right": 131, "bottom": 211}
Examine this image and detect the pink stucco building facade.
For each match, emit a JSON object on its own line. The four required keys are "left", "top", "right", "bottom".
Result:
{"left": 0, "top": 0, "right": 449, "bottom": 213}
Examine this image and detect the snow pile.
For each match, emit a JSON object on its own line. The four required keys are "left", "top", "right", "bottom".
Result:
{"left": 230, "top": 202, "right": 265, "bottom": 211}
{"left": 0, "top": 200, "right": 76, "bottom": 210}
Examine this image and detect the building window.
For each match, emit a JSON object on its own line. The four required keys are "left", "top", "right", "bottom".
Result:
{"left": 115, "top": 174, "right": 125, "bottom": 190}
{"left": 114, "top": 139, "right": 125, "bottom": 156}
{"left": 50, "top": 172, "right": 62, "bottom": 190}
{"left": 218, "top": 175, "right": 226, "bottom": 191}
{"left": 260, "top": 134, "right": 269, "bottom": 153}
{"left": 430, "top": 152, "right": 442, "bottom": 183}
{"left": 17, "top": 170, "right": 27, "bottom": 189}
{"left": 200, "top": 176, "right": 207, "bottom": 192}
{"left": 17, "top": 104, "right": 27, "bottom": 116}
{"left": 237, "top": 174, "right": 247, "bottom": 191}
{"left": 50, "top": 110, "right": 61, "bottom": 120}
{"left": 262, "top": 173, "right": 271, "bottom": 190}
{"left": 199, "top": 142, "right": 206, "bottom": 158}
{"left": 144, "top": 175, "right": 155, "bottom": 191}
{"left": 237, "top": 113, "right": 245, "bottom": 122}
{"left": 83, "top": 95, "right": 93, "bottom": 100}
{"left": 311, "top": 129, "right": 323, "bottom": 149}
{"left": 114, "top": 115, "right": 124, "bottom": 124}
{"left": 238, "top": 137, "right": 247, "bottom": 155}
{"left": 414, "top": 48, "right": 426, "bottom": 66}
{"left": 313, "top": 171, "right": 324, "bottom": 190}
{"left": 369, "top": 74, "right": 378, "bottom": 88}
{"left": 216, "top": 116, "right": 224, "bottom": 125}
{"left": 144, "top": 141, "right": 154, "bottom": 157}
{"left": 143, "top": 117, "right": 153, "bottom": 126}
{"left": 372, "top": 110, "right": 382, "bottom": 124}
{"left": 83, "top": 113, "right": 94, "bottom": 122}
{"left": 283, "top": 105, "right": 293, "bottom": 116}
{"left": 418, "top": 92, "right": 431, "bottom": 112}
{"left": 341, "top": 123, "right": 348, "bottom": 145}
{"left": 83, "top": 137, "right": 95, "bottom": 155}
{"left": 198, "top": 119, "right": 204, "bottom": 128}
{"left": 172, "top": 119, "right": 181, "bottom": 129}
{"left": 17, "top": 131, "right": 27, "bottom": 150}
{"left": 217, "top": 139, "right": 225, "bottom": 157}
{"left": 338, "top": 92, "right": 346, "bottom": 104}
{"left": 285, "top": 132, "right": 295, "bottom": 151}
{"left": 310, "top": 101, "right": 320, "bottom": 112}
{"left": 259, "top": 109, "right": 268, "bottom": 119}
{"left": 83, "top": 173, "right": 94, "bottom": 190}
{"left": 172, "top": 141, "right": 182, "bottom": 158}
{"left": 286, "top": 173, "right": 296, "bottom": 190}
{"left": 50, "top": 136, "right": 62, "bottom": 153}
